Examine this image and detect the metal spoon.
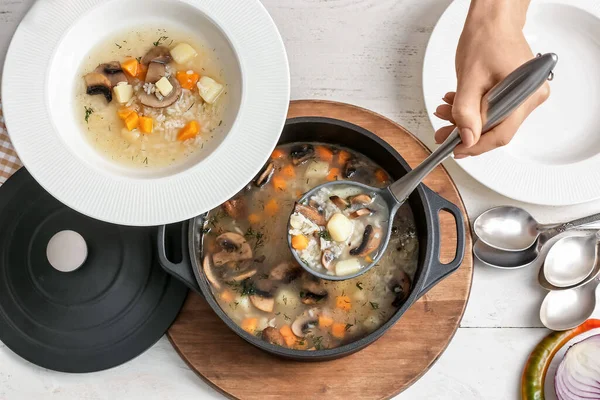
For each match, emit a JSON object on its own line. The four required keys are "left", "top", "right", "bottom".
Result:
{"left": 474, "top": 206, "right": 600, "bottom": 252}
{"left": 540, "top": 279, "right": 600, "bottom": 331}
{"left": 289, "top": 53, "right": 558, "bottom": 281}
{"left": 474, "top": 234, "right": 600, "bottom": 290}
{"left": 544, "top": 231, "right": 599, "bottom": 287}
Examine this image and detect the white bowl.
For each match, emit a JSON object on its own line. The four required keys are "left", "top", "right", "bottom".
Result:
{"left": 2, "top": 0, "right": 290, "bottom": 226}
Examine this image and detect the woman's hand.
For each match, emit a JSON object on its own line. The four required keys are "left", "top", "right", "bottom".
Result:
{"left": 434, "top": 0, "right": 550, "bottom": 159}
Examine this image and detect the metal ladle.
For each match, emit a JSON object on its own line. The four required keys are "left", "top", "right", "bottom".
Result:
{"left": 289, "top": 53, "right": 558, "bottom": 280}
{"left": 540, "top": 279, "right": 600, "bottom": 331}
{"left": 474, "top": 206, "right": 600, "bottom": 252}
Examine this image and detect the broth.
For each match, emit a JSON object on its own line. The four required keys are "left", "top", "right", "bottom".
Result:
{"left": 75, "top": 27, "right": 229, "bottom": 168}
{"left": 200, "top": 143, "right": 419, "bottom": 350}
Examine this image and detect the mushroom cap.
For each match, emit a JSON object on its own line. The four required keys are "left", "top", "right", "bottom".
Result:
{"left": 350, "top": 194, "right": 373, "bottom": 206}
{"left": 139, "top": 76, "right": 182, "bottom": 108}
{"left": 255, "top": 162, "right": 275, "bottom": 187}
{"left": 299, "top": 277, "right": 328, "bottom": 304}
{"left": 141, "top": 46, "right": 173, "bottom": 65}
{"left": 290, "top": 144, "right": 315, "bottom": 165}
{"left": 350, "top": 225, "right": 382, "bottom": 256}
{"left": 95, "top": 62, "right": 128, "bottom": 87}
{"left": 84, "top": 72, "right": 112, "bottom": 102}
{"left": 222, "top": 198, "right": 246, "bottom": 219}
{"left": 349, "top": 208, "right": 374, "bottom": 219}
{"left": 203, "top": 254, "right": 221, "bottom": 290}
{"left": 294, "top": 203, "right": 326, "bottom": 226}
{"left": 261, "top": 327, "right": 285, "bottom": 346}
{"left": 250, "top": 294, "right": 275, "bottom": 313}
{"left": 329, "top": 195, "right": 349, "bottom": 210}
{"left": 212, "top": 232, "right": 253, "bottom": 266}
{"left": 268, "top": 262, "right": 302, "bottom": 283}
{"left": 321, "top": 250, "right": 336, "bottom": 271}
{"left": 291, "top": 312, "right": 319, "bottom": 337}
{"left": 145, "top": 62, "right": 166, "bottom": 84}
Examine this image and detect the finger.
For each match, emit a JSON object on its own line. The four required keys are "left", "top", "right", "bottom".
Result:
{"left": 434, "top": 125, "right": 456, "bottom": 144}
{"left": 434, "top": 104, "right": 455, "bottom": 124}
{"left": 452, "top": 77, "right": 487, "bottom": 148}
{"left": 442, "top": 92, "right": 456, "bottom": 105}
{"left": 454, "top": 86, "right": 550, "bottom": 157}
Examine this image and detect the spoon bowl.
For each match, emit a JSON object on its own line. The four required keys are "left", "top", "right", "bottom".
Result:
{"left": 473, "top": 239, "right": 540, "bottom": 269}
{"left": 543, "top": 232, "right": 598, "bottom": 288}
{"left": 540, "top": 280, "right": 600, "bottom": 331}
{"left": 474, "top": 206, "right": 540, "bottom": 251}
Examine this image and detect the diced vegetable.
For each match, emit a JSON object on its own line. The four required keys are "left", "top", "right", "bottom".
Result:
{"left": 271, "top": 149, "right": 286, "bottom": 159}
{"left": 281, "top": 164, "right": 296, "bottom": 178}
{"left": 124, "top": 112, "right": 139, "bottom": 131}
{"left": 331, "top": 323, "right": 346, "bottom": 339}
{"left": 121, "top": 58, "right": 139, "bottom": 77}
{"left": 315, "top": 145, "right": 334, "bottom": 162}
{"left": 155, "top": 76, "right": 174, "bottom": 96}
{"left": 113, "top": 83, "right": 133, "bottom": 103}
{"left": 138, "top": 116, "right": 154, "bottom": 134}
{"left": 241, "top": 318, "right": 258, "bottom": 333}
{"left": 336, "top": 296, "right": 352, "bottom": 311}
{"left": 176, "top": 70, "right": 200, "bottom": 90}
{"left": 197, "top": 76, "right": 224, "bottom": 104}
{"left": 220, "top": 289, "right": 234, "bottom": 303}
{"left": 338, "top": 150, "right": 351, "bottom": 165}
{"left": 326, "top": 167, "right": 341, "bottom": 181}
{"left": 265, "top": 199, "right": 279, "bottom": 216}
{"left": 177, "top": 120, "right": 200, "bottom": 141}
{"left": 304, "top": 161, "right": 330, "bottom": 179}
{"left": 248, "top": 213, "right": 261, "bottom": 224}
{"left": 291, "top": 235, "right": 309, "bottom": 250}
{"left": 327, "top": 213, "right": 353, "bottom": 242}
{"left": 318, "top": 315, "right": 334, "bottom": 328}
{"left": 121, "top": 128, "right": 140, "bottom": 144}
{"left": 117, "top": 107, "right": 134, "bottom": 120}
{"left": 272, "top": 176, "right": 287, "bottom": 191}
{"left": 335, "top": 258, "right": 362, "bottom": 276}
{"left": 375, "top": 168, "right": 389, "bottom": 183}
{"left": 279, "top": 325, "right": 297, "bottom": 347}
{"left": 170, "top": 42, "right": 198, "bottom": 64}
{"left": 136, "top": 63, "right": 148, "bottom": 81}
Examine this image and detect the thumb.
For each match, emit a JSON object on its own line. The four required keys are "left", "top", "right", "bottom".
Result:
{"left": 452, "top": 78, "right": 485, "bottom": 148}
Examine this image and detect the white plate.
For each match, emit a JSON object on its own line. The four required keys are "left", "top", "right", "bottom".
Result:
{"left": 423, "top": 0, "right": 600, "bottom": 206}
{"left": 1, "top": 0, "right": 290, "bottom": 226}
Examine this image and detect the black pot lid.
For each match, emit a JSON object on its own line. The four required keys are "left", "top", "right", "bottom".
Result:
{"left": 0, "top": 168, "right": 188, "bottom": 373}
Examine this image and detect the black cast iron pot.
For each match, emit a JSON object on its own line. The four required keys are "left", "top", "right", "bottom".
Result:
{"left": 157, "top": 117, "right": 466, "bottom": 361}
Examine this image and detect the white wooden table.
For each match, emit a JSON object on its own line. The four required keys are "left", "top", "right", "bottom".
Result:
{"left": 1, "top": 1, "right": 598, "bottom": 399}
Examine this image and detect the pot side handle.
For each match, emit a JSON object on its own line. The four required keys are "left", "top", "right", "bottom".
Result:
{"left": 157, "top": 221, "right": 202, "bottom": 294}
{"left": 417, "top": 187, "right": 466, "bottom": 297}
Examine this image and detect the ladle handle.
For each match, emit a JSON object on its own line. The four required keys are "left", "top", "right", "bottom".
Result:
{"left": 389, "top": 53, "right": 558, "bottom": 203}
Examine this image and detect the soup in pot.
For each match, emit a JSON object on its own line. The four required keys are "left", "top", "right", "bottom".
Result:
{"left": 200, "top": 143, "right": 419, "bottom": 350}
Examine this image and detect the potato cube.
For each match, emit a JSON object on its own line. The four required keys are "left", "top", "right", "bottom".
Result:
{"left": 113, "top": 83, "right": 133, "bottom": 103}
{"left": 197, "top": 76, "right": 224, "bottom": 104}
{"left": 335, "top": 258, "right": 362, "bottom": 276}
{"left": 155, "top": 76, "right": 173, "bottom": 96}
{"left": 327, "top": 213, "right": 353, "bottom": 242}
{"left": 170, "top": 43, "right": 198, "bottom": 64}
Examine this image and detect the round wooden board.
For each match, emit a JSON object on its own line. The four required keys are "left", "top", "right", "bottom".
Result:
{"left": 167, "top": 100, "right": 474, "bottom": 400}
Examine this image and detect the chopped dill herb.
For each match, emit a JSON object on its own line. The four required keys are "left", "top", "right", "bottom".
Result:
{"left": 345, "top": 323, "right": 354, "bottom": 331}
{"left": 369, "top": 302, "right": 379, "bottom": 310}
{"left": 84, "top": 106, "right": 94, "bottom": 123}
{"left": 244, "top": 227, "right": 265, "bottom": 250}
{"left": 219, "top": 120, "right": 223, "bottom": 126}
{"left": 115, "top": 43, "right": 122, "bottom": 49}
{"left": 187, "top": 102, "right": 195, "bottom": 112}
{"left": 282, "top": 295, "right": 288, "bottom": 305}
{"left": 318, "top": 231, "right": 332, "bottom": 241}
{"left": 312, "top": 336, "right": 324, "bottom": 350}
{"left": 202, "top": 227, "right": 211, "bottom": 234}
{"left": 356, "top": 282, "right": 363, "bottom": 290}
{"left": 143, "top": 157, "right": 148, "bottom": 165}
{"left": 284, "top": 314, "right": 291, "bottom": 321}
{"left": 153, "top": 36, "right": 169, "bottom": 46}
{"left": 136, "top": 56, "right": 142, "bottom": 63}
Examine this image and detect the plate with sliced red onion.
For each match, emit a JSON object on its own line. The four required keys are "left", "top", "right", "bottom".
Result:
{"left": 522, "top": 320, "right": 600, "bottom": 400}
